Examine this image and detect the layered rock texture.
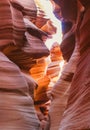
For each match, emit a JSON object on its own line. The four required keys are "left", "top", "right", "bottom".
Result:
{"left": 0, "top": 0, "right": 90, "bottom": 130}
{"left": 0, "top": 52, "right": 41, "bottom": 130}
{"left": 0, "top": 0, "right": 51, "bottom": 129}
{"left": 47, "top": 0, "right": 90, "bottom": 130}
{"left": 59, "top": 1, "right": 90, "bottom": 130}
{"left": 47, "top": 31, "right": 80, "bottom": 130}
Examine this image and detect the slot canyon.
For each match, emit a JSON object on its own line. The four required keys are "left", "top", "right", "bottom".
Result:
{"left": 0, "top": 0, "right": 90, "bottom": 130}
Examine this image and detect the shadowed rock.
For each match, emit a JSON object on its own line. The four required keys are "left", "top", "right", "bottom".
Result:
{"left": 0, "top": 52, "right": 41, "bottom": 130}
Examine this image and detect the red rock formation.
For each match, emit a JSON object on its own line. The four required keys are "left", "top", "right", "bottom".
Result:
{"left": 47, "top": 40, "right": 79, "bottom": 130}
{"left": 0, "top": 52, "right": 41, "bottom": 130}
{"left": 60, "top": 21, "right": 75, "bottom": 61}
{"left": 59, "top": 1, "right": 90, "bottom": 130}
{"left": 41, "top": 20, "right": 57, "bottom": 35}
{"left": 11, "top": 0, "right": 37, "bottom": 23}
{"left": 35, "top": 3, "right": 49, "bottom": 28}
{"left": 30, "top": 57, "right": 50, "bottom": 106}
{"left": 47, "top": 0, "right": 90, "bottom": 130}
{"left": 0, "top": 0, "right": 25, "bottom": 48}
{"left": 47, "top": 42, "right": 62, "bottom": 80}
{"left": 0, "top": 0, "right": 50, "bottom": 129}
{"left": 2, "top": 17, "right": 50, "bottom": 71}
{"left": 1, "top": 0, "right": 89, "bottom": 130}
{"left": 30, "top": 57, "right": 51, "bottom": 130}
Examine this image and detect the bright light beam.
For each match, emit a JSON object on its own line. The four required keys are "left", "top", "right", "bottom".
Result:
{"left": 38, "top": 0, "right": 62, "bottom": 50}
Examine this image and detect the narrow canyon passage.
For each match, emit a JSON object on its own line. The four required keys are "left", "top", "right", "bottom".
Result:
{"left": 0, "top": 0, "right": 90, "bottom": 130}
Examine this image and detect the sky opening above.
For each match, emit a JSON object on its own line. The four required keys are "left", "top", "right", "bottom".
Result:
{"left": 36, "top": 0, "right": 62, "bottom": 50}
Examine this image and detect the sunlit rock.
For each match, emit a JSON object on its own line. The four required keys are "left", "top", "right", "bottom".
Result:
{"left": 11, "top": 0, "right": 37, "bottom": 23}
{"left": 41, "top": 20, "right": 57, "bottom": 36}
{"left": 34, "top": 1, "right": 49, "bottom": 28}
{"left": 30, "top": 57, "right": 50, "bottom": 104}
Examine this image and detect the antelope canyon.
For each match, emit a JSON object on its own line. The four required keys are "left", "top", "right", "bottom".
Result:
{"left": 0, "top": 0, "right": 90, "bottom": 130}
